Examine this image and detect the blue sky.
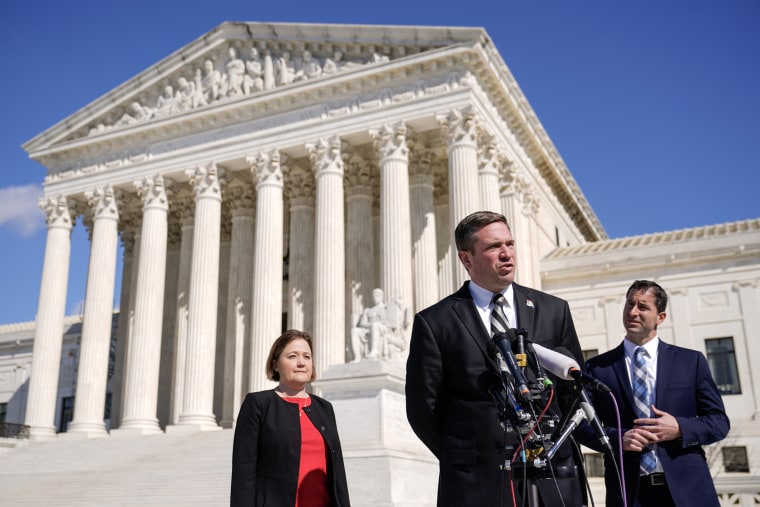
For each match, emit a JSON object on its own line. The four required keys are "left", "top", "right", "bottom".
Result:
{"left": 1, "top": 0, "right": 758, "bottom": 325}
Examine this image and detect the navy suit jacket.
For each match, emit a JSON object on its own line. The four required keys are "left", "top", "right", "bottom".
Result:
{"left": 584, "top": 340, "right": 729, "bottom": 507}
{"left": 405, "top": 282, "right": 586, "bottom": 507}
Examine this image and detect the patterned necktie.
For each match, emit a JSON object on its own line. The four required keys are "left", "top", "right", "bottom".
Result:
{"left": 490, "top": 293, "right": 510, "bottom": 335}
{"left": 633, "top": 346, "right": 657, "bottom": 474}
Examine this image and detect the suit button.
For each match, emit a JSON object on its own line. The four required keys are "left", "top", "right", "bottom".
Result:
{"left": 321, "top": 426, "right": 326, "bottom": 431}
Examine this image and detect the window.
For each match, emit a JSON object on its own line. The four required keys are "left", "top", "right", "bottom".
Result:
{"left": 0, "top": 402, "right": 6, "bottom": 423}
{"left": 59, "top": 396, "right": 75, "bottom": 432}
{"left": 705, "top": 337, "right": 741, "bottom": 395}
{"left": 722, "top": 446, "right": 750, "bottom": 473}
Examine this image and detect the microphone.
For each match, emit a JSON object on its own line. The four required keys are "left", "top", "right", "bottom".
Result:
{"left": 531, "top": 344, "right": 613, "bottom": 455}
{"left": 576, "top": 383, "right": 614, "bottom": 455}
{"left": 492, "top": 330, "right": 531, "bottom": 401}
{"left": 531, "top": 344, "right": 611, "bottom": 393}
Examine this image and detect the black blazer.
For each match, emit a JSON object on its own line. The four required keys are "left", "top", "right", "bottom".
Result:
{"left": 231, "top": 390, "right": 351, "bottom": 507}
{"left": 405, "top": 282, "right": 586, "bottom": 507}
{"left": 585, "top": 341, "right": 729, "bottom": 507}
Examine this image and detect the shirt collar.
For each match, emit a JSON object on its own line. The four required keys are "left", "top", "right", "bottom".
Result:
{"left": 468, "top": 281, "right": 514, "bottom": 309}
{"left": 624, "top": 336, "right": 660, "bottom": 359}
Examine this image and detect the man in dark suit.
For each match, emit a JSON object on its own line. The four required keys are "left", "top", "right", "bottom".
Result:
{"left": 584, "top": 280, "right": 729, "bottom": 507}
{"left": 405, "top": 211, "right": 587, "bottom": 507}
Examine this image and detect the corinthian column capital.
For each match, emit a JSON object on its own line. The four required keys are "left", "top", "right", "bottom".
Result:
{"left": 39, "top": 194, "right": 73, "bottom": 228}
{"left": 306, "top": 136, "right": 344, "bottom": 178}
{"left": 85, "top": 184, "right": 121, "bottom": 220}
{"left": 437, "top": 107, "right": 478, "bottom": 148}
{"left": 134, "top": 174, "right": 172, "bottom": 211}
{"left": 186, "top": 163, "right": 225, "bottom": 200}
{"left": 370, "top": 122, "right": 409, "bottom": 163}
{"left": 247, "top": 149, "right": 287, "bottom": 189}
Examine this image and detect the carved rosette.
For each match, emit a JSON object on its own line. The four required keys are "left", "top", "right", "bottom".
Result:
{"left": 186, "top": 163, "right": 225, "bottom": 201}
{"left": 39, "top": 194, "right": 73, "bottom": 228}
{"left": 370, "top": 122, "right": 409, "bottom": 164}
{"left": 307, "top": 136, "right": 344, "bottom": 178}
{"left": 248, "top": 150, "right": 287, "bottom": 191}
{"left": 438, "top": 107, "right": 478, "bottom": 148}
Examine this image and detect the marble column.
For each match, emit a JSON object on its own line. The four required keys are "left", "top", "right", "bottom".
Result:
{"left": 498, "top": 161, "right": 533, "bottom": 284}
{"left": 434, "top": 163, "right": 454, "bottom": 298}
{"left": 520, "top": 191, "right": 541, "bottom": 289}
{"left": 498, "top": 159, "right": 520, "bottom": 230}
{"left": 439, "top": 108, "right": 479, "bottom": 287}
{"left": 26, "top": 195, "right": 74, "bottom": 440}
{"left": 221, "top": 178, "right": 255, "bottom": 428}
{"left": 409, "top": 147, "right": 438, "bottom": 312}
{"left": 118, "top": 176, "right": 170, "bottom": 434}
{"left": 371, "top": 122, "right": 414, "bottom": 314}
{"left": 478, "top": 137, "right": 503, "bottom": 214}
{"left": 68, "top": 185, "right": 120, "bottom": 438}
{"left": 287, "top": 166, "right": 316, "bottom": 334}
{"left": 247, "top": 150, "right": 286, "bottom": 393}
{"left": 169, "top": 195, "right": 194, "bottom": 425}
{"left": 308, "top": 136, "right": 346, "bottom": 377}
{"left": 174, "top": 163, "right": 224, "bottom": 430}
{"left": 110, "top": 210, "right": 141, "bottom": 430}
{"left": 343, "top": 148, "right": 375, "bottom": 349}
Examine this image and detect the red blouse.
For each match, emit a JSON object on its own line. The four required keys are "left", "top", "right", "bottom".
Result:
{"left": 284, "top": 396, "right": 330, "bottom": 507}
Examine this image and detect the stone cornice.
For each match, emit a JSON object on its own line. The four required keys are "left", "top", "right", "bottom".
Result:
{"left": 541, "top": 218, "right": 760, "bottom": 284}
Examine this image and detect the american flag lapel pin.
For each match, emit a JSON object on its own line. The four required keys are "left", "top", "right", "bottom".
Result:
{"left": 526, "top": 298, "right": 534, "bottom": 308}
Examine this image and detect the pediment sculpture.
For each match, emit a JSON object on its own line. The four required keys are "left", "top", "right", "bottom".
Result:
{"left": 89, "top": 43, "right": 392, "bottom": 136}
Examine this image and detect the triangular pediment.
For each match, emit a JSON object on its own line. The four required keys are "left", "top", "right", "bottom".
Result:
{"left": 24, "top": 22, "right": 486, "bottom": 153}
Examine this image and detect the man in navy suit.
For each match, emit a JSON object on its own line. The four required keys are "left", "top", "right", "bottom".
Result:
{"left": 584, "top": 280, "right": 729, "bottom": 506}
{"left": 405, "top": 211, "right": 587, "bottom": 507}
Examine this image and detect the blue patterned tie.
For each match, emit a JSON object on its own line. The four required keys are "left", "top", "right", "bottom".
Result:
{"left": 633, "top": 346, "right": 656, "bottom": 474}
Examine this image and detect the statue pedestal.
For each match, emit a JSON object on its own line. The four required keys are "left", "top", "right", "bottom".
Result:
{"left": 313, "top": 360, "right": 437, "bottom": 507}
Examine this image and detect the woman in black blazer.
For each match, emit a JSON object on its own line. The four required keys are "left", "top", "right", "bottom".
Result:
{"left": 231, "top": 330, "right": 351, "bottom": 507}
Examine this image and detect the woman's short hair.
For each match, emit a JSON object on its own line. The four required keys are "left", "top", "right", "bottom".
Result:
{"left": 265, "top": 329, "right": 316, "bottom": 382}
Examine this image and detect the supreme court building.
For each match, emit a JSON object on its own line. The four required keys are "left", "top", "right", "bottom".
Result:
{"left": 2, "top": 22, "right": 759, "bottom": 504}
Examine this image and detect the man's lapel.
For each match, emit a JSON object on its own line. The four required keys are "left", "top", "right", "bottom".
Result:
{"left": 512, "top": 283, "right": 535, "bottom": 338}
{"left": 451, "top": 282, "right": 495, "bottom": 365}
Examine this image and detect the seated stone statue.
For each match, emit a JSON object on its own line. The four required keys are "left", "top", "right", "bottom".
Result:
{"left": 349, "top": 288, "right": 410, "bottom": 362}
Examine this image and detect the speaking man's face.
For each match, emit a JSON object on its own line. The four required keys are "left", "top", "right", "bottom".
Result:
{"left": 458, "top": 221, "right": 516, "bottom": 292}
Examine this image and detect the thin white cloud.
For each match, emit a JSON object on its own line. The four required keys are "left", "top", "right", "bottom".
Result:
{"left": 0, "top": 184, "right": 45, "bottom": 238}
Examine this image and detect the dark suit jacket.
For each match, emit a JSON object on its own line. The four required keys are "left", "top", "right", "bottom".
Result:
{"left": 405, "top": 282, "right": 586, "bottom": 507}
{"left": 584, "top": 341, "right": 729, "bottom": 507}
{"left": 231, "top": 390, "right": 351, "bottom": 507}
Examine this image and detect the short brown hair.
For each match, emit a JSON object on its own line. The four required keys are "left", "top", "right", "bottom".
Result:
{"left": 266, "top": 329, "right": 316, "bottom": 382}
{"left": 626, "top": 280, "right": 668, "bottom": 313}
{"left": 455, "top": 211, "right": 510, "bottom": 252}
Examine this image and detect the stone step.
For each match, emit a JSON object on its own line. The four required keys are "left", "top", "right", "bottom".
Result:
{"left": 0, "top": 429, "right": 234, "bottom": 506}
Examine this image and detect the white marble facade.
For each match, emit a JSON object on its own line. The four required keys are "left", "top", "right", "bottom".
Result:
{"left": 3, "top": 21, "right": 757, "bottom": 504}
